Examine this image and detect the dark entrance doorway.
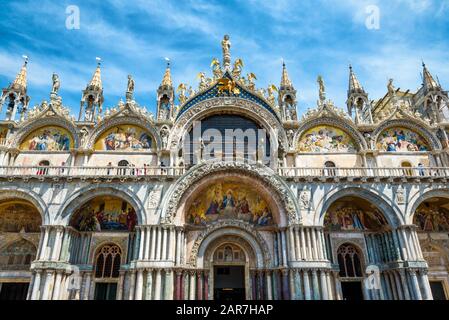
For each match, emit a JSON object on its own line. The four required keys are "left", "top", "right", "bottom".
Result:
{"left": 94, "top": 283, "right": 117, "bottom": 300}
{"left": 0, "top": 283, "right": 29, "bottom": 300}
{"left": 341, "top": 281, "right": 364, "bottom": 301}
{"left": 214, "top": 266, "right": 245, "bottom": 301}
{"left": 430, "top": 281, "right": 447, "bottom": 300}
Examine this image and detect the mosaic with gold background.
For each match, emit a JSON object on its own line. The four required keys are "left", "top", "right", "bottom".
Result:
{"left": 324, "top": 207, "right": 389, "bottom": 232}
{"left": 20, "top": 126, "right": 73, "bottom": 151}
{"left": 376, "top": 127, "right": 429, "bottom": 152}
{"left": 94, "top": 125, "right": 154, "bottom": 151}
{"left": 298, "top": 126, "right": 357, "bottom": 153}
{"left": 70, "top": 196, "right": 137, "bottom": 232}
{"left": 0, "top": 200, "right": 42, "bottom": 233}
{"left": 187, "top": 181, "right": 274, "bottom": 226}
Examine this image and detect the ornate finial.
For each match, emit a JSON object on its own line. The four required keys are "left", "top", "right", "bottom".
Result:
{"left": 88, "top": 58, "right": 102, "bottom": 90}
{"left": 348, "top": 64, "right": 363, "bottom": 92}
{"left": 161, "top": 58, "right": 173, "bottom": 87}
{"left": 222, "top": 35, "right": 231, "bottom": 71}
{"left": 422, "top": 61, "right": 440, "bottom": 91}
{"left": 280, "top": 60, "right": 292, "bottom": 88}
{"left": 10, "top": 55, "right": 29, "bottom": 92}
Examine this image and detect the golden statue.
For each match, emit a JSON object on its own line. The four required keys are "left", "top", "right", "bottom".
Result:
{"left": 211, "top": 58, "right": 223, "bottom": 80}
{"left": 246, "top": 73, "right": 257, "bottom": 91}
{"left": 217, "top": 78, "right": 240, "bottom": 96}
{"left": 197, "top": 72, "right": 212, "bottom": 91}
{"left": 177, "top": 83, "right": 188, "bottom": 105}
{"left": 266, "top": 84, "right": 278, "bottom": 105}
{"left": 232, "top": 59, "right": 244, "bottom": 79}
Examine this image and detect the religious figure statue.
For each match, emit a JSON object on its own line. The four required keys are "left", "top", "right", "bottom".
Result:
{"left": 317, "top": 75, "right": 326, "bottom": 104}
{"left": 197, "top": 72, "right": 212, "bottom": 91}
{"left": 52, "top": 73, "right": 60, "bottom": 94}
{"left": 387, "top": 78, "right": 395, "bottom": 94}
{"left": 127, "top": 75, "right": 135, "bottom": 93}
{"left": 266, "top": 84, "right": 278, "bottom": 105}
{"left": 246, "top": 73, "right": 257, "bottom": 91}
{"left": 222, "top": 35, "right": 231, "bottom": 68}
{"left": 160, "top": 127, "right": 169, "bottom": 149}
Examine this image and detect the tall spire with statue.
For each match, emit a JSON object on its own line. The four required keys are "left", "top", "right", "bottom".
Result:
{"left": 0, "top": 55, "right": 30, "bottom": 121}
{"left": 420, "top": 62, "right": 448, "bottom": 124}
{"left": 79, "top": 58, "right": 104, "bottom": 122}
{"left": 347, "top": 65, "right": 372, "bottom": 124}
{"left": 278, "top": 61, "right": 297, "bottom": 121}
{"left": 157, "top": 58, "right": 175, "bottom": 121}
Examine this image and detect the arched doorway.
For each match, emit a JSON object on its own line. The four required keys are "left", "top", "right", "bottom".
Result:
{"left": 212, "top": 243, "right": 246, "bottom": 300}
{"left": 413, "top": 196, "right": 449, "bottom": 300}
{"left": 69, "top": 195, "right": 138, "bottom": 300}
{"left": 323, "top": 195, "right": 391, "bottom": 300}
{"left": 0, "top": 198, "right": 42, "bottom": 300}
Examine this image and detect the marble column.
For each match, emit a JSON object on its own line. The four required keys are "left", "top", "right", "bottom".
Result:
{"left": 31, "top": 271, "right": 42, "bottom": 300}
{"left": 303, "top": 270, "right": 311, "bottom": 300}
{"left": 42, "top": 271, "right": 55, "bottom": 300}
{"left": 189, "top": 271, "right": 196, "bottom": 300}
{"left": 175, "top": 270, "right": 182, "bottom": 300}
{"left": 399, "top": 270, "right": 411, "bottom": 300}
{"left": 128, "top": 271, "right": 136, "bottom": 300}
{"left": 150, "top": 226, "right": 157, "bottom": 260}
{"left": 419, "top": 271, "right": 433, "bottom": 300}
{"left": 135, "top": 270, "right": 144, "bottom": 300}
{"left": 145, "top": 269, "right": 154, "bottom": 300}
{"left": 117, "top": 271, "right": 125, "bottom": 300}
{"left": 162, "top": 228, "right": 168, "bottom": 261}
{"left": 300, "top": 229, "right": 306, "bottom": 260}
{"left": 154, "top": 269, "right": 162, "bottom": 300}
{"left": 333, "top": 272, "right": 343, "bottom": 300}
{"left": 266, "top": 271, "right": 273, "bottom": 300}
{"left": 196, "top": 271, "right": 203, "bottom": 300}
{"left": 311, "top": 270, "right": 320, "bottom": 300}
{"left": 295, "top": 270, "right": 303, "bottom": 300}
{"left": 320, "top": 270, "right": 329, "bottom": 300}
{"left": 288, "top": 227, "right": 296, "bottom": 261}
{"left": 294, "top": 227, "right": 301, "bottom": 260}
{"left": 83, "top": 273, "right": 91, "bottom": 300}
{"left": 203, "top": 272, "right": 209, "bottom": 300}
{"left": 165, "top": 269, "right": 174, "bottom": 300}
{"left": 409, "top": 270, "right": 422, "bottom": 300}
{"left": 40, "top": 227, "right": 50, "bottom": 260}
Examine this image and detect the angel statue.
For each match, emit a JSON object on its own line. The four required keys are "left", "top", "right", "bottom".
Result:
{"left": 266, "top": 84, "right": 278, "bottom": 105}
{"left": 51, "top": 73, "right": 60, "bottom": 94}
{"left": 177, "top": 83, "right": 188, "bottom": 105}
{"left": 188, "top": 86, "right": 195, "bottom": 98}
{"left": 211, "top": 58, "right": 223, "bottom": 80}
{"left": 127, "top": 75, "right": 135, "bottom": 94}
{"left": 246, "top": 73, "right": 257, "bottom": 91}
{"left": 317, "top": 76, "right": 326, "bottom": 104}
{"left": 232, "top": 59, "right": 244, "bottom": 79}
{"left": 387, "top": 79, "right": 395, "bottom": 94}
{"left": 197, "top": 72, "right": 212, "bottom": 91}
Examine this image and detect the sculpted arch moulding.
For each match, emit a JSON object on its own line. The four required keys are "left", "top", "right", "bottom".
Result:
{"left": 160, "top": 161, "right": 300, "bottom": 226}
{"left": 168, "top": 97, "right": 289, "bottom": 152}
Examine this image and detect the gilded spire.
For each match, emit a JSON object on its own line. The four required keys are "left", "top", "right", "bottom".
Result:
{"left": 280, "top": 61, "right": 292, "bottom": 88}
{"left": 161, "top": 60, "right": 173, "bottom": 87}
{"left": 88, "top": 58, "right": 102, "bottom": 90}
{"left": 422, "top": 62, "right": 440, "bottom": 91}
{"left": 348, "top": 65, "right": 364, "bottom": 93}
{"left": 10, "top": 55, "right": 28, "bottom": 93}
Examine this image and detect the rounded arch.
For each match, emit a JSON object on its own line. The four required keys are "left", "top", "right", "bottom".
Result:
{"left": 294, "top": 117, "right": 367, "bottom": 152}
{"left": 12, "top": 117, "right": 79, "bottom": 150}
{"left": 169, "top": 97, "right": 288, "bottom": 153}
{"left": 372, "top": 119, "right": 441, "bottom": 151}
{"left": 315, "top": 187, "right": 403, "bottom": 228}
{"left": 190, "top": 221, "right": 271, "bottom": 268}
{"left": 56, "top": 185, "right": 146, "bottom": 226}
{"left": 86, "top": 117, "right": 162, "bottom": 151}
{"left": 160, "top": 160, "right": 299, "bottom": 226}
{"left": 0, "top": 188, "right": 46, "bottom": 224}
{"left": 406, "top": 188, "right": 449, "bottom": 225}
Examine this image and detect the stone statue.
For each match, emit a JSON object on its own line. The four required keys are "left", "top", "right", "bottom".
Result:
{"left": 52, "top": 73, "right": 60, "bottom": 94}
{"left": 127, "top": 75, "right": 135, "bottom": 94}
{"left": 222, "top": 35, "right": 231, "bottom": 68}
{"left": 317, "top": 76, "right": 326, "bottom": 103}
{"left": 387, "top": 79, "right": 395, "bottom": 94}
{"left": 160, "top": 127, "right": 169, "bottom": 149}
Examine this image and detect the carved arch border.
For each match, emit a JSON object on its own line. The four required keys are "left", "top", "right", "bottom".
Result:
{"left": 55, "top": 184, "right": 147, "bottom": 226}
{"left": 86, "top": 116, "right": 162, "bottom": 150}
{"left": 293, "top": 116, "right": 368, "bottom": 152}
{"left": 12, "top": 117, "right": 80, "bottom": 149}
{"left": 188, "top": 220, "right": 271, "bottom": 268}
{"left": 314, "top": 186, "right": 403, "bottom": 228}
{"left": 160, "top": 161, "right": 300, "bottom": 225}
{"left": 169, "top": 97, "right": 288, "bottom": 151}
{"left": 372, "top": 119, "right": 442, "bottom": 151}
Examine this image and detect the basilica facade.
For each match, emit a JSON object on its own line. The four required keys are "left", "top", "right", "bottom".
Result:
{"left": 0, "top": 36, "right": 449, "bottom": 301}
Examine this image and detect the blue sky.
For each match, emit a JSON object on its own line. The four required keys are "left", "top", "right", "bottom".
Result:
{"left": 0, "top": 0, "right": 448, "bottom": 117}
